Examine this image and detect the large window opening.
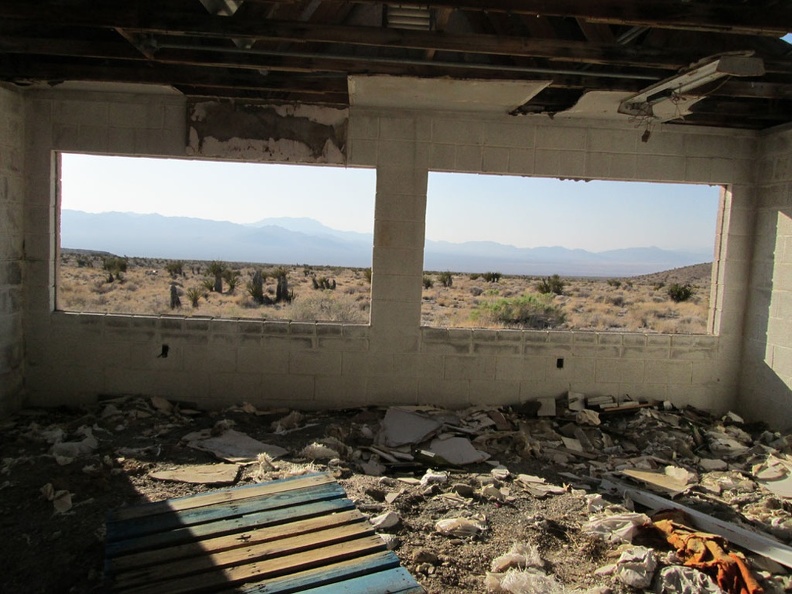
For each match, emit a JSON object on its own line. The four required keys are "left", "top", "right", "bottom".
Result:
{"left": 58, "top": 154, "right": 376, "bottom": 323}
{"left": 422, "top": 173, "right": 721, "bottom": 334}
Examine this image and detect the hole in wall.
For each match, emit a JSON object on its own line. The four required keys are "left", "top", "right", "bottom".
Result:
{"left": 57, "top": 154, "right": 376, "bottom": 324}
{"left": 421, "top": 172, "right": 721, "bottom": 334}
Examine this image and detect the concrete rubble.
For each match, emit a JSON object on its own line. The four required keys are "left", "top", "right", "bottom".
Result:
{"left": 6, "top": 391, "right": 792, "bottom": 593}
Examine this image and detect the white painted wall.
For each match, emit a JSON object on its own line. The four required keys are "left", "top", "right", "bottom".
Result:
{"left": 0, "top": 85, "right": 25, "bottom": 414}
{"left": 741, "top": 125, "right": 792, "bottom": 427}
{"left": 5, "top": 86, "right": 766, "bottom": 418}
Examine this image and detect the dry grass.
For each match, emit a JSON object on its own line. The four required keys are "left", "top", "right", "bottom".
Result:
{"left": 59, "top": 252, "right": 711, "bottom": 333}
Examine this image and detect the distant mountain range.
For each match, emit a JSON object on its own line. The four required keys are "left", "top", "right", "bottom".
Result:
{"left": 61, "top": 210, "right": 712, "bottom": 277}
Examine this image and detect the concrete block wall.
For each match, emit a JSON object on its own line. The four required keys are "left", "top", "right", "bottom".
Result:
{"left": 0, "top": 85, "right": 25, "bottom": 414}
{"left": 741, "top": 125, "right": 792, "bottom": 426}
{"left": 13, "top": 87, "right": 763, "bottom": 416}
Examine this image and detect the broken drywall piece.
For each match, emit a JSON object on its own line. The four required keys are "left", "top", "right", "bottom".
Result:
{"left": 621, "top": 466, "right": 697, "bottom": 496}
{"left": 582, "top": 512, "right": 652, "bottom": 543}
{"left": 50, "top": 426, "right": 98, "bottom": 463}
{"left": 655, "top": 565, "right": 724, "bottom": 594}
{"left": 755, "top": 456, "right": 792, "bottom": 499}
{"left": 378, "top": 408, "right": 441, "bottom": 448}
{"left": 536, "top": 397, "right": 557, "bottom": 417}
{"left": 426, "top": 436, "right": 489, "bottom": 466}
{"left": 370, "top": 511, "right": 400, "bottom": 529}
{"left": 41, "top": 483, "right": 73, "bottom": 514}
{"left": 149, "top": 464, "right": 241, "bottom": 485}
{"left": 185, "top": 429, "right": 288, "bottom": 463}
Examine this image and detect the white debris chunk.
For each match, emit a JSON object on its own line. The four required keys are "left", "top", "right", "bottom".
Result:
{"left": 300, "top": 442, "right": 340, "bottom": 461}
{"left": 40, "top": 483, "right": 73, "bottom": 514}
{"left": 654, "top": 565, "right": 725, "bottom": 594}
{"left": 435, "top": 515, "right": 487, "bottom": 537}
{"left": 370, "top": 511, "right": 401, "bottom": 529}
{"left": 420, "top": 469, "right": 448, "bottom": 487}
{"left": 491, "top": 542, "right": 544, "bottom": 572}
{"left": 614, "top": 546, "right": 657, "bottom": 589}
{"left": 426, "top": 436, "right": 489, "bottom": 465}
{"left": 582, "top": 512, "right": 651, "bottom": 543}
{"left": 378, "top": 408, "right": 441, "bottom": 448}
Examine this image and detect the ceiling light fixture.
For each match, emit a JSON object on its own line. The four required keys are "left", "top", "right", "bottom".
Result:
{"left": 619, "top": 53, "right": 765, "bottom": 121}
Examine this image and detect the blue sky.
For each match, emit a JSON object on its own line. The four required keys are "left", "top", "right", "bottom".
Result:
{"left": 61, "top": 153, "right": 720, "bottom": 254}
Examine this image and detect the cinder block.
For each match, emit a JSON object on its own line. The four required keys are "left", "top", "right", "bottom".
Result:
{"left": 482, "top": 146, "right": 510, "bottom": 173}
{"left": 289, "top": 351, "right": 342, "bottom": 376}
{"left": 470, "top": 379, "right": 520, "bottom": 405}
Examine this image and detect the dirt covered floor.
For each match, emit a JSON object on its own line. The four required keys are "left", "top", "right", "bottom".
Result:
{"left": 2, "top": 395, "right": 792, "bottom": 593}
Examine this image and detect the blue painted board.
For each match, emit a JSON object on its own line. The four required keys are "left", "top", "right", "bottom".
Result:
{"left": 239, "top": 551, "right": 403, "bottom": 593}
{"left": 106, "top": 497, "right": 354, "bottom": 557}
{"left": 106, "top": 482, "right": 346, "bottom": 542}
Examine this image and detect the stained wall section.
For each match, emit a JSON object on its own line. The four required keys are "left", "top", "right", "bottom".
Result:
{"left": 15, "top": 88, "right": 761, "bottom": 417}
{"left": 0, "top": 85, "right": 25, "bottom": 414}
{"left": 741, "top": 126, "right": 792, "bottom": 427}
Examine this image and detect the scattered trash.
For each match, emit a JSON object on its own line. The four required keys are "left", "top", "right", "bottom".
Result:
{"left": 41, "top": 483, "right": 72, "bottom": 514}
{"left": 491, "top": 542, "right": 543, "bottom": 572}
{"left": 300, "top": 442, "right": 340, "bottom": 461}
{"left": 435, "top": 515, "right": 487, "bottom": 537}
{"left": 654, "top": 565, "right": 725, "bottom": 594}
{"left": 614, "top": 545, "right": 657, "bottom": 589}
{"left": 582, "top": 512, "right": 652, "bottom": 543}
{"left": 425, "top": 436, "right": 489, "bottom": 466}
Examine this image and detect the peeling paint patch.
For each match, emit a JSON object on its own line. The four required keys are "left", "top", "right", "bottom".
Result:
{"left": 187, "top": 101, "right": 347, "bottom": 164}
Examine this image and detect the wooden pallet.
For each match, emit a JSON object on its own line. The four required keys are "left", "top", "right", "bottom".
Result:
{"left": 105, "top": 472, "right": 424, "bottom": 593}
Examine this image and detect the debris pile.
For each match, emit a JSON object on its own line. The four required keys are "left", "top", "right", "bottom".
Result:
{"left": 4, "top": 392, "right": 792, "bottom": 593}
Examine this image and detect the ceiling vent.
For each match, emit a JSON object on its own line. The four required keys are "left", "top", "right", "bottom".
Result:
{"left": 385, "top": 4, "right": 433, "bottom": 31}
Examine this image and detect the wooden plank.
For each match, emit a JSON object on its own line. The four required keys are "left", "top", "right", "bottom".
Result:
{"left": 296, "top": 568, "right": 425, "bottom": 594}
{"left": 118, "top": 535, "right": 388, "bottom": 594}
{"left": 237, "top": 551, "right": 401, "bottom": 593}
{"left": 108, "top": 473, "right": 335, "bottom": 522}
{"left": 106, "top": 489, "right": 351, "bottom": 556}
{"left": 609, "top": 478, "right": 792, "bottom": 569}
{"left": 113, "top": 522, "right": 378, "bottom": 589}
{"left": 107, "top": 481, "right": 345, "bottom": 541}
{"left": 110, "top": 509, "right": 365, "bottom": 572}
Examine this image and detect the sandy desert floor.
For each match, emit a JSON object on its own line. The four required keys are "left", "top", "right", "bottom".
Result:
{"left": 58, "top": 251, "right": 712, "bottom": 334}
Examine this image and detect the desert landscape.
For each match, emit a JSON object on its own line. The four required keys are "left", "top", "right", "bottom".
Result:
{"left": 58, "top": 250, "right": 712, "bottom": 334}
{"left": 57, "top": 250, "right": 711, "bottom": 334}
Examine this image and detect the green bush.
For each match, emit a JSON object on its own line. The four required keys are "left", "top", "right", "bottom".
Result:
{"left": 535, "top": 274, "right": 565, "bottom": 295}
{"left": 363, "top": 268, "right": 372, "bottom": 283}
{"left": 667, "top": 283, "right": 694, "bottom": 303}
{"left": 422, "top": 276, "right": 434, "bottom": 289}
{"left": 475, "top": 294, "right": 565, "bottom": 329}
{"left": 165, "top": 260, "right": 184, "bottom": 277}
{"left": 438, "top": 271, "right": 453, "bottom": 288}
{"left": 482, "top": 271, "right": 502, "bottom": 283}
{"left": 186, "top": 287, "right": 203, "bottom": 307}
{"left": 606, "top": 279, "right": 621, "bottom": 288}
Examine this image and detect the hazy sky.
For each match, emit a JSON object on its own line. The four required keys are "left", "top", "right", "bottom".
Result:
{"left": 61, "top": 153, "right": 720, "bottom": 254}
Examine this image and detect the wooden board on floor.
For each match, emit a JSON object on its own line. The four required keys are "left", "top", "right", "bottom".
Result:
{"left": 105, "top": 472, "right": 424, "bottom": 594}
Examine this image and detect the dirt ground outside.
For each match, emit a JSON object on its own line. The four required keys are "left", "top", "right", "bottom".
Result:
{"left": 58, "top": 251, "right": 712, "bottom": 334}
{"left": 2, "top": 395, "right": 792, "bottom": 593}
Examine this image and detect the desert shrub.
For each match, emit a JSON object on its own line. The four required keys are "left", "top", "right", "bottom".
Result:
{"left": 470, "top": 286, "right": 484, "bottom": 297}
{"left": 223, "top": 268, "right": 240, "bottom": 293}
{"left": 606, "top": 279, "right": 621, "bottom": 288}
{"left": 610, "top": 295, "right": 625, "bottom": 307}
{"left": 535, "top": 274, "right": 565, "bottom": 295}
{"left": 667, "top": 283, "right": 694, "bottom": 303}
{"left": 474, "top": 294, "right": 565, "bottom": 329}
{"left": 482, "top": 271, "right": 502, "bottom": 283}
{"left": 469, "top": 273, "right": 481, "bottom": 280}
{"left": 201, "top": 278, "right": 215, "bottom": 292}
{"left": 363, "top": 268, "right": 372, "bottom": 283}
{"left": 165, "top": 260, "right": 184, "bottom": 277}
{"left": 653, "top": 281, "right": 666, "bottom": 291}
{"left": 312, "top": 276, "right": 336, "bottom": 290}
{"left": 102, "top": 256, "right": 127, "bottom": 281}
{"left": 76, "top": 257, "right": 92, "bottom": 268}
{"left": 438, "top": 271, "right": 453, "bottom": 288}
{"left": 186, "top": 287, "right": 203, "bottom": 307}
{"left": 288, "top": 293, "right": 368, "bottom": 324}
{"left": 422, "top": 276, "right": 434, "bottom": 289}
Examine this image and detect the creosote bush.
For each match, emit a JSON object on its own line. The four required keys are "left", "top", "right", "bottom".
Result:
{"left": 474, "top": 294, "right": 566, "bottom": 329}
{"left": 438, "top": 271, "right": 453, "bottom": 288}
{"left": 535, "top": 274, "right": 565, "bottom": 295}
{"left": 422, "top": 276, "right": 434, "bottom": 289}
{"left": 667, "top": 283, "right": 694, "bottom": 303}
{"left": 482, "top": 271, "right": 502, "bottom": 283}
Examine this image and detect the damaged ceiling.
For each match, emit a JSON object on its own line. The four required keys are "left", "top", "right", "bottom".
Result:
{"left": 0, "top": 0, "right": 791, "bottom": 129}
